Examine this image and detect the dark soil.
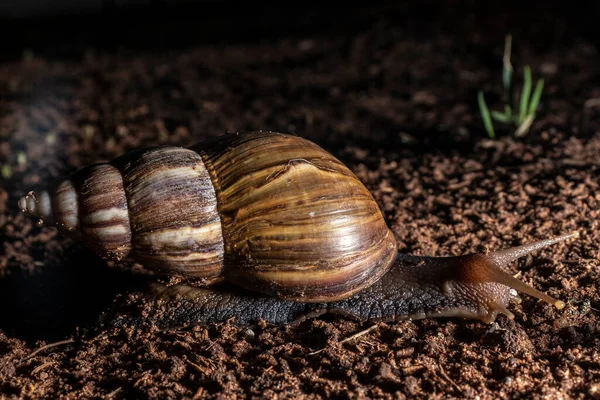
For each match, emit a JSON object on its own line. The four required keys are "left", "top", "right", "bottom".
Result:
{"left": 1, "top": 1, "right": 600, "bottom": 398}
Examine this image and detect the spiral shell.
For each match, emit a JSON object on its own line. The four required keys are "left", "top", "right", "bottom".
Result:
{"left": 19, "top": 131, "right": 398, "bottom": 302}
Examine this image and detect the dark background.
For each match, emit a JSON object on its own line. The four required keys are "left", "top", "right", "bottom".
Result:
{"left": 2, "top": 1, "right": 600, "bottom": 62}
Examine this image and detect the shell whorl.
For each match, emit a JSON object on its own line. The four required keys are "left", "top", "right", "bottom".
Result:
{"left": 195, "top": 132, "right": 398, "bottom": 302}
{"left": 19, "top": 164, "right": 131, "bottom": 259}
{"left": 20, "top": 147, "right": 225, "bottom": 283}
{"left": 110, "top": 147, "right": 224, "bottom": 281}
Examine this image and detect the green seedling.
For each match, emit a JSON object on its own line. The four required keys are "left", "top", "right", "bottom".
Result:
{"left": 478, "top": 34, "right": 544, "bottom": 138}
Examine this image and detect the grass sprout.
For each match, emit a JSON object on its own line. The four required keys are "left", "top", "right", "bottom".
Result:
{"left": 478, "top": 34, "right": 545, "bottom": 138}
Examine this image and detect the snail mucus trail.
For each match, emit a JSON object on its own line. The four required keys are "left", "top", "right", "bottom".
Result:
{"left": 19, "top": 131, "right": 578, "bottom": 327}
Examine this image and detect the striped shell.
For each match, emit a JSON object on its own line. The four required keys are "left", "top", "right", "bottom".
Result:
{"left": 19, "top": 131, "right": 398, "bottom": 302}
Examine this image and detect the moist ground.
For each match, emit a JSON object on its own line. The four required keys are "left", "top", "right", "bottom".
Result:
{"left": 1, "top": 2, "right": 599, "bottom": 399}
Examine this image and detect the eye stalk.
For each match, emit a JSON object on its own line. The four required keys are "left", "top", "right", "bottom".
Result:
{"left": 487, "top": 231, "right": 579, "bottom": 309}
{"left": 452, "top": 231, "right": 579, "bottom": 311}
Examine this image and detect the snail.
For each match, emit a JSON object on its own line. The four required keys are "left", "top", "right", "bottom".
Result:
{"left": 18, "top": 131, "right": 578, "bottom": 326}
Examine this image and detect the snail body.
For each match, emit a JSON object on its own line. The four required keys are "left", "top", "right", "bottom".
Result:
{"left": 19, "top": 131, "right": 576, "bottom": 326}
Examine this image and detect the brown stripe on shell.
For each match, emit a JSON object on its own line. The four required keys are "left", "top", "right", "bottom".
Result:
{"left": 112, "top": 147, "right": 224, "bottom": 281}
{"left": 73, "top": 164, "right": 132, "bottom": 260}
{"left": 196, "top": 131, "right": 398, "bottom": 302}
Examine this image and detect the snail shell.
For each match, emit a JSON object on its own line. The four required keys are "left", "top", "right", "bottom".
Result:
{"left": 19, "top": 131, "right": 397, "bottom": 302}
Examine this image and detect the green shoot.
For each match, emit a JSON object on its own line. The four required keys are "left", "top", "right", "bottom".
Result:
{"left": 518, "top": 66, "right": 532, "bottom": 124}
{"left": 502, "top": 34, "right": 513, "bottom": 103}
{"left": 478, "top": 91, "right": 495, "bottom": 138}
{"left": 477, "top": 34, "right": 545, "bottom": 138}
{"left": 528, "top": 78, "right": 544, "bottom": 116}
{"left": 490, "top": 110, "right": 511, "bottom": 123}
